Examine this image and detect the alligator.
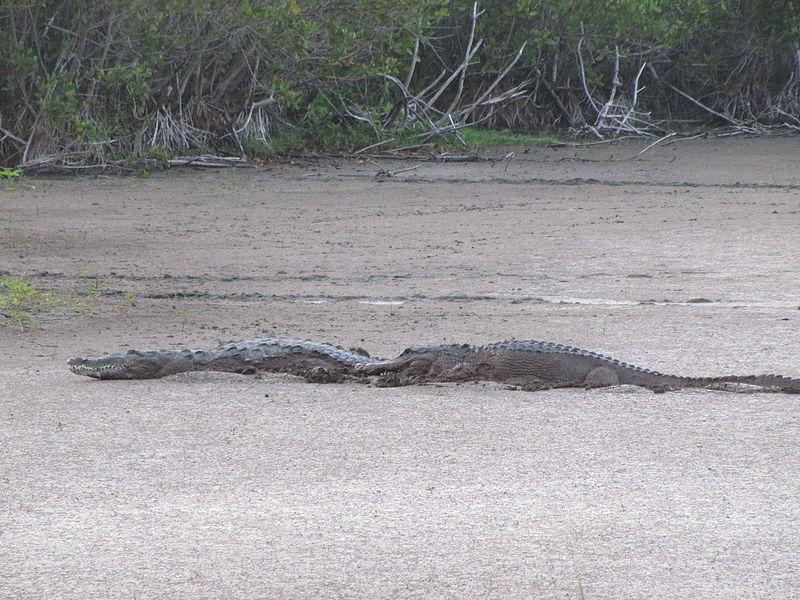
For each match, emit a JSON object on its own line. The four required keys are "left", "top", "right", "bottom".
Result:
{"left": 68, "top": 338, "right": 381, "bottom": 383}
{"left": 355, "top": 339, "right": 800, "bottom": 393}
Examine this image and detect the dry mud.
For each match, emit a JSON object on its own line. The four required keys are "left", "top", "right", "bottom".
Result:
{"left": 2, "top": 135, "right": 799, "bottom": 599}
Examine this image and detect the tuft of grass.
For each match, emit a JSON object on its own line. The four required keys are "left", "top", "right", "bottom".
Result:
{"left": 454, "top": 128, "right": 560, "bottom": 152}
{"left": 257, "top": 120, "right": 380, "bottom": 155}
{"left": 0, "top": 168, "right": 23, "bottom": 180}
{"left": 0, "top": 168, "right": 24, "bottom": 192}
{"left": 0, "top": 277, "right": 59, "bottom": 331}
{"left": 75, "top": 267, "right": 105, "bottom": 298}
{"left": 175, "top": 307, "right": 190, "bottom": 331}
{"left": 122, "top": 291, "right": 138, "bottom": 307}
{"left": 71, "top": 268, "right": 107, "bottom": 315}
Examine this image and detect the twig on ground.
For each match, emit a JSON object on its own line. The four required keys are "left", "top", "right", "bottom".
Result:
{"left": 489, "top": 152, "right": 516, "bottom": 172}
{"left": 770, "top": 107, "right": 800, "bottom": 126}
{"left": 425, "top": 154, "right": 484, "bottom": 162}
{"left": 367, "top": 159, "right": 422, "bottom": 177}
{"left": 354, "top": 139, "right": 397, "bottom": 155}
{"left": 548, "top": 136, "right": 643, "bottom": 147}
{"left": 168, "top": 155, "right": 251, "bottom": 168}
{"left": 628, "top": 132, "right": 676, "bottom": 159}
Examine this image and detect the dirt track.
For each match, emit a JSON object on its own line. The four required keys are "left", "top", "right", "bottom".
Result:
{"left": 2, "top": 136, "right": 799, "bottom": 599}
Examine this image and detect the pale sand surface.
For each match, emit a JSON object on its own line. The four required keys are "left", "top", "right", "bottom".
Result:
{"left": 1, "top": 136, "right": 799, "bottom": 599}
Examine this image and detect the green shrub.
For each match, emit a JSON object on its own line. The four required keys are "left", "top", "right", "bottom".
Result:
{"left": 0, "top": 0, "right": 797, "bottom": 168}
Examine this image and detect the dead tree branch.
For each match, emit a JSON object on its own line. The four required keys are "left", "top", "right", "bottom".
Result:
{"left": 577, "top": 41, "right": 664, "bottom": 137}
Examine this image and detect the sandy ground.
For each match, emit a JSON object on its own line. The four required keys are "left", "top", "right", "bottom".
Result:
{"left": 1, "top": 135, "right": 799, "bottom": 599}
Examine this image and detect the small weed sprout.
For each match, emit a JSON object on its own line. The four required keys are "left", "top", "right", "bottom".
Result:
{"left": 175, "top": 308, "right": 190, "bottom": 331}
{"left": 75, "top": 267, "right": 105, "bottom": 298}
{"left": 122, "top": 292, "right": 137, "bottom": 306}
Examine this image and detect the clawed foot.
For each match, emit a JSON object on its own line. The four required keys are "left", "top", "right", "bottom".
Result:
{"left": 304, "top": 366, "right": 340, "bottom": 383}
{"left": 354, "top": 362, "right": 384, "bottom": 374}
{"left": 371, "top": 372, "right": 422, "bottom": 387}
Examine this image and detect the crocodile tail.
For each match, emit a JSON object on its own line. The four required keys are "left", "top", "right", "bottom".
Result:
{"left": 688, "top": 374, "right": 800, "bottom": 393}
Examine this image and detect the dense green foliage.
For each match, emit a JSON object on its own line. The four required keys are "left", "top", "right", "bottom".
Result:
{"left": 0, "top": 0, "right": 797, "bottom": 169}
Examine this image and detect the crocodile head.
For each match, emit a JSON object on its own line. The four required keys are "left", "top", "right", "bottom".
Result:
{"left": 68, "top": 349, "right": 178, "bottom": 379}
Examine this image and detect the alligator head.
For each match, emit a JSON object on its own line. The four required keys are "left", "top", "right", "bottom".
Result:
{"left": 68, "top": 349, "right": 189, "bottom": 379}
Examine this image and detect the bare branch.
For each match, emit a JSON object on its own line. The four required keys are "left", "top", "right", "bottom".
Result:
{"left": 445, "top": 1, "right": 484, "bottom": 115}
{"left": 403, "top": 38, "right": 420, "bottom": 91}
{"left": 649, "top": 65, "right": 743, "bottom": 127}
{"left": 367, "top": 159, "right": 422, "bottom": 177}
{"left": 0, "top": 124, "right": 25, "bottom": 146}
{"left": 576, "top": 37, "right": 600, "bottom": 115}
{"left": 425, "top": 39, "right": 483, "bottom": 110}
{"left": 354, "top": 138, "right": 396, "bottom": 155}
{"left": 456, "top": 42, "right": 528, "bottom": 122}
{"left": 629, "top": 132, "right": 676, "bottom": 158}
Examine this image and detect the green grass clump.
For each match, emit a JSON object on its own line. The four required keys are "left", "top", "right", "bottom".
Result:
{"left": 256, "top": 121, "right": 380, "bottom": 155}
{"left": 456, "top": 128, "right": 559, "bottom": 150}
{"left": 0, "top": 277, "right": 59, "bottom": 331}
{"left": 0, "top": 168, "right": 22, "bottom": 180}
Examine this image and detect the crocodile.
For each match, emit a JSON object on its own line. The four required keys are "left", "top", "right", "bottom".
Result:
{"left": 355, "top": 339, "right": 800, "bottom": 393}
{"left": 68, "top": 338, "right": 381, "bottom": 383}
{"left": 69, "top": 337, "right": 800, "bottom": 394}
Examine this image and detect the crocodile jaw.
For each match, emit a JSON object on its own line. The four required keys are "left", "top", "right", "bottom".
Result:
{"left": 68, "top": 350, "right": 166, "bottom": 379}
